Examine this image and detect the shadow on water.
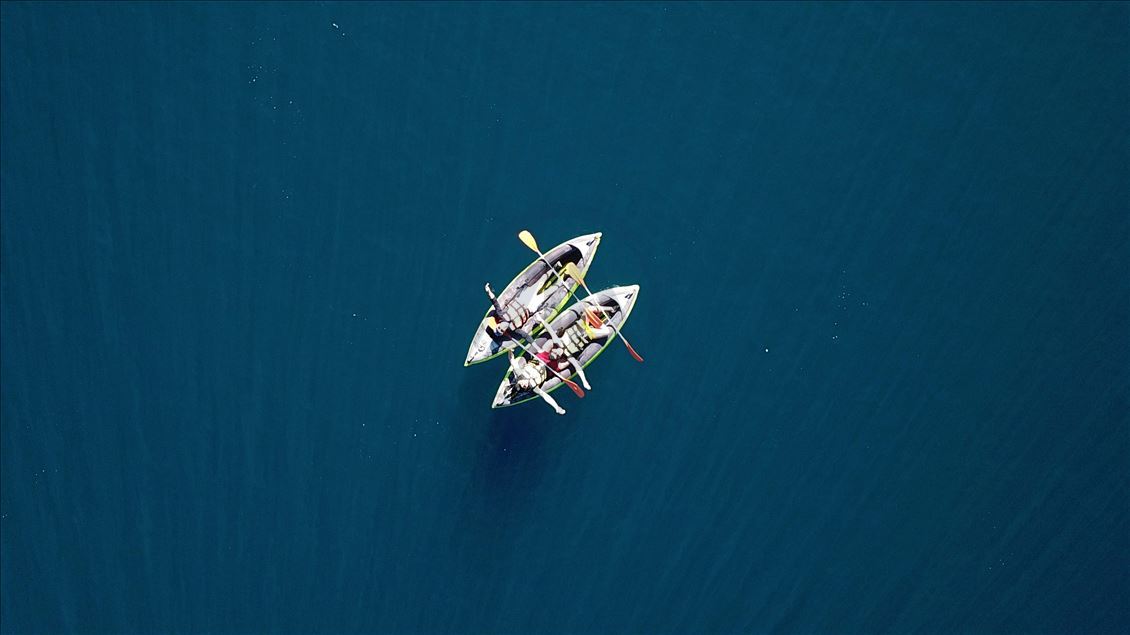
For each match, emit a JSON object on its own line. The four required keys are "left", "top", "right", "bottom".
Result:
{"left": 452, "top": 368, "right": 560, "bottom": 534}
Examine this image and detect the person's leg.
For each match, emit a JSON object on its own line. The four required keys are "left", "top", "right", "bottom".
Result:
{"left": 593, "top": 324, "right": 615, "bottom": 339}
{"left": 568, "top": 358, "right": 591, "bottom": 390}
{"left": 534, "top": 387, "right": 566, "bottom": 415}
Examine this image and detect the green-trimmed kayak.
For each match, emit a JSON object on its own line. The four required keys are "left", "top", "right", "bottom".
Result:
{"left": 464, "top": 232, "right": 602, "bottom": 366}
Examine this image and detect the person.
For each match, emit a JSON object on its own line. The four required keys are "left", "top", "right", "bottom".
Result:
{"left": 533, "top": 316, "right": 593, "bottom": 390}
{"left": 554, "top": 303, "right": 616, "bottom": 356}
{"left": 483, "top": 266, "right": 558, "bottom": 339}
{"left": 506, "top": 350, "right": 566, "bottom": 415}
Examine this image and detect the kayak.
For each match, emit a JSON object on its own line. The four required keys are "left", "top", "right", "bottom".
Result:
{"left": 464, "top": 232, "right": 602, "bottom": 366}
{"left": 491, "top": 285, "right": 639, "bottom": 408}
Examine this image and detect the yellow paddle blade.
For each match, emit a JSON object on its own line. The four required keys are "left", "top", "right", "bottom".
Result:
{"left": 517, "top": 230, "right": 540, "bottom": 254}
{"left": 564, "top": 261, "right": 586, "bottom": 284}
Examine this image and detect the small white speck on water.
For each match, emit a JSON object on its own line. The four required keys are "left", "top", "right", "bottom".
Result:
{"left": 332, "top": 22, "right": 339, "bottom": 29}
{"left": 764, "top": 348, "right": 769, "bottom": 353}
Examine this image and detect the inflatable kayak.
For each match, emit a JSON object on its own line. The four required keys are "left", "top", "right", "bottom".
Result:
{"left": 464, "top": 232, "right": 602, "bottom": 366}
{"left": 491, "top": 285, "right": 639, "bottom": 408}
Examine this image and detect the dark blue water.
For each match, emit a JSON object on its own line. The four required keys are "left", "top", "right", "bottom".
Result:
{"left": 2, "top": 2, "right": 1127, "bottom": 633}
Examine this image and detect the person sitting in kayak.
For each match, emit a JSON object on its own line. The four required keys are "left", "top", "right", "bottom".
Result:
{"left": 506, "top": 350, "right": 566, "bottom": 415}
{"left": 484, "top": 275, "right": 554, "bottom": 339}
{"left": 553, "top": 304, "right": 615, "bottom": 356}
{"left": 534, "top": 316, "right": 593, "bottom": 391}
{"left": 484, "top": 286, "right": 535, "bottom": 344}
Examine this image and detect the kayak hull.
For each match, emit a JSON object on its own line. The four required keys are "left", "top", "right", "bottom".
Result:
{"left": 491, "top": 285, "right": 639, "bottom": 408}
{"left": 464, "top": 232, "right": 602, "bottom": 366}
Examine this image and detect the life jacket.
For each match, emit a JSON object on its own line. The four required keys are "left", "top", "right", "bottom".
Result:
{"left": 561, "top": 322, "right": 589, "bottom": 356}
{"left": 499, "top": 302, "right": 530, "bottom": 328}
{"left": 518, "top": 358, "right": 547, "bottom": 387}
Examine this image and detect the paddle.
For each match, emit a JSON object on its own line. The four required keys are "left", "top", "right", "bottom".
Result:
{"left": 509, "top": 338, "right": 585, "bottom": 399}
{"left": 563, "top": 261, "right": 644, "bottom": 363}
{"left": 518, "top": 230, "right": 575, "bottom": 298}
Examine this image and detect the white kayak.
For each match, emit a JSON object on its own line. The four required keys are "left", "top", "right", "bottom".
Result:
{"left": 464, "top": 232, "right": 602, "bottom": 366}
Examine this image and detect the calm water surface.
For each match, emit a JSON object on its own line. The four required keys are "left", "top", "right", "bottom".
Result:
{"left": 1, "top": 2, "right": 1127, "bottom": 633}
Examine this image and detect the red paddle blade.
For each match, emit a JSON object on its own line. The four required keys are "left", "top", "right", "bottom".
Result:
{"left": 564, "top": 379, "right": 585, "bottom": 398}
{"left": 624, "top": 339, "right": 644, "bottom": 363}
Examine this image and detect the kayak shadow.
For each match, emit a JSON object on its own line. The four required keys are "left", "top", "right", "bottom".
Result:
{"left": 454, "top": 369, "right": 559, "bottom": 523}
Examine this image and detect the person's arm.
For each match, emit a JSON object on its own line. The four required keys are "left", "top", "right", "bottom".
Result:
{"left": 484, "top": 283, "right": 507, "bottom": 314}
{"left": 533, "top": 387, "right": 566, "bottom": 415}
